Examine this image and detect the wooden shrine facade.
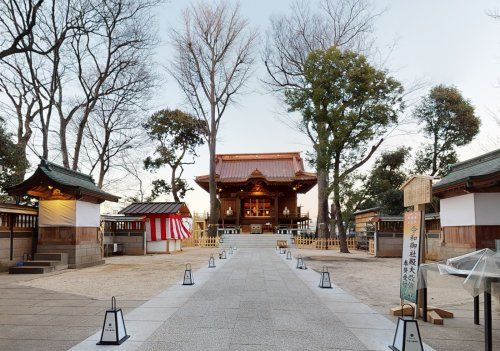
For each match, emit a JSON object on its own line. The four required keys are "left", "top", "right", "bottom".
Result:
{"left": 433, "top": 148, "right": 500, "bottom": 258}
{"left": 195, "top": 152, "right": 317, "bottom": 233}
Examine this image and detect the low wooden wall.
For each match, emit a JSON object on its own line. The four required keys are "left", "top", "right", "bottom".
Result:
{"left": 293, "top": 237, "right": 357, "bottom": 250}
{"left": 0, "top": 210, "right": 37, "bottom": 271}
{"left": 426, "top": 225, "right": 500, "bottom": 261}
{"left": 183, "top": 236, "right": 220, "bottom": 248}
{"left": 376, "top": 233, "right": 403, "bottom": 258}
{"left": 103, "top": 219, "right": 145, "bottom": 255}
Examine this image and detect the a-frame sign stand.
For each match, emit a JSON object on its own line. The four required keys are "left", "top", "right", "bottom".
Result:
{"left": 390, "top": 175, "right": 453, "bottom": 324}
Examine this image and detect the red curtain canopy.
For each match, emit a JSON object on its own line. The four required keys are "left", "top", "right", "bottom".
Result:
{"left": 146, "top": 214, "right": 191, "bottom": 241}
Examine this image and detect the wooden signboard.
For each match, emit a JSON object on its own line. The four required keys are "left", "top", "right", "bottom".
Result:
{"left": 401, "top": 176, "right": 433, "bottom": 208}
{"left": 399, "top": 211, "right": 423, "bottom": 303}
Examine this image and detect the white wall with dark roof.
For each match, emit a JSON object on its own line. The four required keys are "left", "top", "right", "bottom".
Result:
{"left": 440, "top": 193, "right": 500, "bottom": 226}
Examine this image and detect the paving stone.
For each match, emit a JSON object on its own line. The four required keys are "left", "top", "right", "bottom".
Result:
{"left": 67, "top": 249, "right": 438, "bottom": 351}
{"left": 0, "top": 339, "right": 77, "bottom": 351}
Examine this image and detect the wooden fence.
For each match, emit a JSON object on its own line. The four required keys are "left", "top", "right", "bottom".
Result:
{"left": 183, "top": 236, "right": 220, "bottom": 248}
{"left": 293, "top": 236, "right": 357, "bottom": 250}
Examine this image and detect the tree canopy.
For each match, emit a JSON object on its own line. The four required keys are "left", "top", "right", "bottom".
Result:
{"left": 0, "top": 118, "right": 29, "bottom": 196}
{"left": 414, "top": 85, "right": 480, "bottom": 177}
{"left": 285, "top": 47, "right": 404, "bottom": 252}
{"left": 144, "top": 109, "right": 205, "bottom": 202}
{"left": 340, "top": 147, "right": 409, "bottom": 229}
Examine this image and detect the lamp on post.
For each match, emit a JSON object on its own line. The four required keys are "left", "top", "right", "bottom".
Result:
{"left": 283, "top": 206, "right": 291, "bottom": 234}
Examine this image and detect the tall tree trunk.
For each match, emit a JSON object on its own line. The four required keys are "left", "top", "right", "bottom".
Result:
{"left": 333, "top": 178, "right": 349, "bottom": 253}
{"left": 316, "top": 119, "right": 330, "bottom": 239}
{"left": 72, "top": 111, "right": 89, "bottom": 170}
{"left": 171, "top": 165, "right": 180, "bottom": 202}
{"left": 317, "top": 167, "right": 330, "bottom": 239}
{"left": 60, "top": 119, "right": 70, "bottom": 167}
{"left": 15, "top": 140, "right": 29, "bottom": 181}
{"left": 98, "top": 162, "right": 106, "bottom": 188}
{"left": 208, "top": 137, "right": 219, "bottom": 237}
{"left": 41, "top": 120, "right": 49, "bottom": 159}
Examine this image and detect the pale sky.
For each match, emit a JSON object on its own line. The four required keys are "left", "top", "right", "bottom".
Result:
{"left": 121, "top": 0, "right": 499, "bottom": 218}
{"left": 11, "top": 0, "right": 500, "bottom": 216}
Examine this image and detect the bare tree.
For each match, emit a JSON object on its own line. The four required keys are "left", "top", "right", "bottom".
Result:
{"left": 117, "top": 154, "right": 151, "bottom": 202}
{"left": 0, "top": 0, "right": 84, "bottom": 160}
{"left": 0, "top": 56, "right": 39, "bottom": 166}
{"left": 0, "top": 0, "right": 45, "bottom": 60}
{"left": 1, "top": 0, "right": 159, "bottom": 192}
{"left": 83, "top": 96, "right": 145, "bottom": 188}
{"left": 263, "top": 0, "right": 380, "bottom": 239}
{"left": 57, "top": 0, "right": 159, "bottom": 170}
{"left": 170, "top": 0, "right": 257, "bottom": 236}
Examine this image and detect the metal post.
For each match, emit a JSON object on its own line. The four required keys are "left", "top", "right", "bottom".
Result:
{"left": 474, "top": 295, "right": 480, "bottom": 325}
{"left": 484, "top": 288, "right": 492, "bottom": 351}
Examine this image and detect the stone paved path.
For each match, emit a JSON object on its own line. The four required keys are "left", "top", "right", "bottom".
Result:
{"left": 0, "top": 279, "right": 143, "bottom": 351}
{"left": 72, "top": 249, "right": 434, "bottom": 351}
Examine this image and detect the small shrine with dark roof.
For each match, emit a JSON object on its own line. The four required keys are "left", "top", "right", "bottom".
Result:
{"left": 195, "top": 152, "right": 317, "bottom": 233}
{"left": 432, "top": 148, "right": 500, "bottom": 257}
{"left": 7, "top": 159, "right": 118, "bottom": 269}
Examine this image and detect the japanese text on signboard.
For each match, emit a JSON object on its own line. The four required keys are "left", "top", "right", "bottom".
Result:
{"left": 400, "top": 211, "right": 422, "bottom": 303}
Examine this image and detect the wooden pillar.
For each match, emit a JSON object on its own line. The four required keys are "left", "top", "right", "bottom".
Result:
{"left": 9, "top": 213, "right": 15, "bottom": 261}
{"left": 414, "top": 203, "right": 427, "bottom": 321}
{"left": 236, "top": 197, "right": 240, "bottom": 226}
{"left": 274, "top": 196, "right": 279, "bottom": 228}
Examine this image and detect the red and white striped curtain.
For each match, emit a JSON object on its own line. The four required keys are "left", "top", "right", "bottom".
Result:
{"left": 146, "top": 214, "right": 191, "bottom": 241}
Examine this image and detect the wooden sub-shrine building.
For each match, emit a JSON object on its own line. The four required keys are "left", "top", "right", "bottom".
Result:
{"left": 433, "top": 148, "right": 500, "bottom": 258}
{"left": 195, "top": 152, "right": 317, "bottom": 234}
{"left": 7, "top": 159, "right": 119, "bottom": 270}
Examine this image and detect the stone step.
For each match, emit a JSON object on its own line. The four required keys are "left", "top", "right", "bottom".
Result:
{"left": 9, "top": 265, "right": 55, "bottom": 274}
{"left": 54, "top": 264, "right": 69, "bottom": 271}
{"left": 220, "top": 234, "right": 291, "bottom": 248}
{"left": 22, "top": 260, "right": 59, "bottom": 267}
{"left": 34, "top": 252, "right": 69, "bottom": 264}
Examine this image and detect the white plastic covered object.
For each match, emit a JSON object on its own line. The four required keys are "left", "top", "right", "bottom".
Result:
{"left": 39, "top": 200, "right": 100, "bottom": 227}
{"left": 418, "top": 249, "right": 500, "bottom": 297}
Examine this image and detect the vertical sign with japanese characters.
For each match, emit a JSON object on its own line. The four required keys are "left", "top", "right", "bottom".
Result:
{"left": 400, "top": 211, "right": 422, "bottom": 303}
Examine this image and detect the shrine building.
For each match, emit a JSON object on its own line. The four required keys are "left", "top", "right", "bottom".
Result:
{"left": 195, "top": 152, "right": 317, "bottom": 234}
{"left": 433, "top": 148, "right": 500, "bottom": 258}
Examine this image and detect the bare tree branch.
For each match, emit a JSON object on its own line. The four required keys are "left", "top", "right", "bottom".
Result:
{"left": 169, "top": 0, "right": 256, "bottom": 235}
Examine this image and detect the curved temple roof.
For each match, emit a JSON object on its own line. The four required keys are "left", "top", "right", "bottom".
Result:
{"left": 433, "top": 148, "right": 500, "bottom": 196}
{"left": 195, "top": 152, "right": 317, "bottom": 193}
{"left": 7, "top": 159, "right": 119, "bottom": 203}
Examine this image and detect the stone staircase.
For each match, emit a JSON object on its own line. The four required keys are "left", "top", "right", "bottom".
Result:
{"left": 9, "top": 253, "right": 69, "bottom": 274}
{"left": 220, "top": 234, "right": 292, "bottom": 249}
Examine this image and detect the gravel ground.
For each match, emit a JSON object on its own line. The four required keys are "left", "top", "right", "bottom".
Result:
{"left": 16, "top": 247, "right": 216, "bottom": 300}
{"left": 299, "top": 248, "right": 500, "bottom": 351}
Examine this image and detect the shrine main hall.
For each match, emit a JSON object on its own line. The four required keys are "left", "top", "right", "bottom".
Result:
{"left": 195, "top": 152, "right": 317, "bottom": 233}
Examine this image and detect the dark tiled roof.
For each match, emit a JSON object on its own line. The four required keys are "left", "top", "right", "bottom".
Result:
{"left": 369, "top": 213, "right": 440, "bottom": 222}
{"left": 433, "top": 148, "right": 500, "bottom": 190}
{"left": 39, "top": 160, "right": 118, "bottom": 201}
{"left": 7, "top": 159, "right": 119, "bottom": 202}
{"left": 353, "top": 207, "right": 381, "bottom": 215}
{"left": 118, "top": 202, "right": 188, "bottom": 215}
